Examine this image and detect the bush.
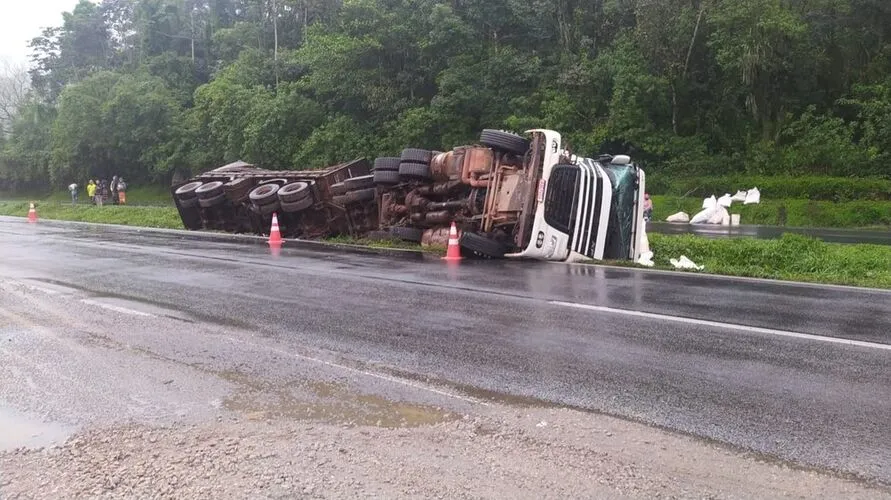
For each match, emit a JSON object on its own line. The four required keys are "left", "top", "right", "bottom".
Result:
{"left": 648, "top": 233, "right": 891, "bottom": 289}
{"left": 647, "top": 175, "right": 891, "bottom": 202}
{"left": 651, "top": 196, "right": 891, "bottom": 228}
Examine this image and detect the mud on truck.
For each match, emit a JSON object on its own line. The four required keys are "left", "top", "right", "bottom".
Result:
{"left": 171, "top": 128, "right": 647, "bottom": 262}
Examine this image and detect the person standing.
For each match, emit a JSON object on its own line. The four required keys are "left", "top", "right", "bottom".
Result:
{"left": 117, "top": 177, "right": 127, "bottom": 205}
{"left": 87, "top": 180, "right": 97, "bottom": 204}
{"left": 643, "top": 193, "right": 653, "bottom": 221}
{"left": 68, "top": 182, "right": 79, "bottom": 205}
{"left": 110, "top": 176, "right": 119, "bottom": 205}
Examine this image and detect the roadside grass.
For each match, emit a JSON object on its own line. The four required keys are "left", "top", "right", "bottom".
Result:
{"left": 0, "top": 201, "right": 183, "bottom": 229}
{"left": 651, "top": 195, "right": 891, "bottom": 228}
{"left": 0, "top": 185, "right": 173, "bottom": 206}
{"left": 3, "top": 198, "right": 887, "bottom": 289}
{"left": 647, "top": 232, "right": 891, "bottom": 289}
{"left": 325, "top": 234, "right": 447, "bottom": 254}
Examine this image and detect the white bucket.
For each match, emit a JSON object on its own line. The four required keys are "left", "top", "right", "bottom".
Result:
{"left": 731, "top": 214, "right": 740, "bottom": 226}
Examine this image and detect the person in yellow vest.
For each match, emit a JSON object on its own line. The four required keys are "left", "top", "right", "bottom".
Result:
{"left": 86, "top": 180, "right": 97, "bottom": 205}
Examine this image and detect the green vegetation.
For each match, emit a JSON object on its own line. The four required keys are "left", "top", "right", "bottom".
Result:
{"left": 0, "top": 0, "right": 889, "bottom": 198}
{"left": 647, "top": 176, "right": 891, "bottom": 202}
{"left": 0, "top": 185, "right": 173, "bottom": 206}
{"left": 647, "top": 233, "right": 891, "bottom": 289}
{"left": 0, "top": 201, "right": 182, "bottom": 229}
{"left": 2, "top": 198, "right": 887, "bottom": 288}
{"left": 325, "top": 235, "right": 446, "bottom": 254}
{"left": 652, "top": 196, "right": 891, "bottom": 228}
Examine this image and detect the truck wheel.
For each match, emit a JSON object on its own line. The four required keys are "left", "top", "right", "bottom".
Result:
{"left": 175, "top": 181, "right": 203, "bottom": 199}
{"left": 278, "top": 182, "right": 311, "bottom": 203}
{"left": 225, "top": 178, "right": 254, "bottom": 202}
{"left": 459, "top": 232, "right": 507, "bottom": 258}
{"left": 344, "top": 174, "right": 374, "bottom": 191}
{"left": 389, "top": 226, "right": 423, "bottom": 243}
{"left": 374, "top": 157, "right": 401, "bottom": 171}
{"left": 400, "top": 148, "right": 432, "bottom": 165}
{"left": 366, "top": 230, "right": 395, "bottom": 241}
{"left": 256, "top": 201, "right": 280, "bottom": 216}
{"left": 258, "top": 178, "right": 288, "bottom": 186}
{"left": 398, "top": 163, "right": 432, "bottom": 180}
{"left": 373, "top": 170, "right": 400, "bottom": 185}
{"left": 249, "top": 184, "right": 280, "bottom": 205}
{"left": 330, "top": 182, "right": 347, "bottom": 196}
{"left": 195, "top": 181, "right": 225, "bottom": 199}
{"left": 198, "top": 192, "right": 227, "bottom": 208}
{"left": 344, "top": 187, "right": 376, "bottom": 205}
{"left": 479, "top": 129, "right": 530, "bottom": 156}
{"left": 178, "top": 196, "right": 200, "bottom": 209}
{"left": 280, "top": 196, "right": 314, "bottom": 213}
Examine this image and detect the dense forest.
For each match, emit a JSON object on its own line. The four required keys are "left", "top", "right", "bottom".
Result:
{"left": 0, "top": 0, "right": 889, "bottom": 192}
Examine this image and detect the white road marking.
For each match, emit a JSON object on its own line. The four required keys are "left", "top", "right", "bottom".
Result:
{"left": 80, "top": 299, "right": 154, "bottom": 317}
{"left": 223, "top": 336, "right": 489, "bottom": 406}
{"left": 550, "top": 300, "right": 891, "bottom": 352}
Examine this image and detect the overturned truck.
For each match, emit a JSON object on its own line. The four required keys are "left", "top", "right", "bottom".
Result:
{"left": 171, "top": 129, "right": 647, "bottom": 262}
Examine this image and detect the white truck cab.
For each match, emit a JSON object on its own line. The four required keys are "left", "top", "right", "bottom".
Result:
{"left": 507, "top": 129, "right": 647, "bottom": 263}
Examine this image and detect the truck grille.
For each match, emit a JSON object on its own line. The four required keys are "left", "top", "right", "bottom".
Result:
{"left": 544, "top": 165, "right": 580, "bottom": 235}
{"left": 571, "top": 158, "right": 610, "bottom": 259}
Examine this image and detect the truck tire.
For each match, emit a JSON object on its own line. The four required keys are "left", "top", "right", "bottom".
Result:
{"left": 225, "top": 178, "right": 253, "bottom": 202}
{"left": 175, "top": 181, "right": 203, "bottom": 199}
{"left": 374, "top": 157, "right": 401, "bottom": 171}
{"left": 258, "top": 178, "right": 288, "bottom": 186}
{"left": 400, "top": 148, "right": 432, "bottom": 165}
{"left": 366, "top": 230, "right": 395, "bottom": 241}
{"left": 280, "top": 196, "right": 314, "bottom": 213}
{"left": 398, "top": 163, "right": 432, "bottom": 180}
{"left": 330, "top": 182, "right": 347, "bottom": 196}
{"left": 278, "top": 182, "right": 311, "bottom": 203}
{"left": 374, "top": 170, "right": 401, "bottom": 185}
{"left": 178, "top": 196, "right": 200, "bottom": 209}
{"left": 389, "top": 226, "right": 423, "bottom": 243}
{"left": 344, "top": 174, "right": 374, "bottom": 191}
{"left": 459, "top": 232, "right": 507, "bottom": 258}
{"left": 257, "top": 201, "right": 280, "bottom": 216}
{"left": 479, "top": 129, "right": 530, "bottom": 156}
{"left": 195, "top": 181, "right": 225, "bottom": 199}
{"left": 198, "top": 192, "right": 227, "bottom": 208}
{"left": 343, "top": 187, "right": 376, "bottom": 205}
{"left": 249, "top": 184, "right": 280, "bottom": 205}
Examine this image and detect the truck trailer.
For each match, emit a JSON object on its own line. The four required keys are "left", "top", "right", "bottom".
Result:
{"left": 170, "top": 128, "right": 647, "bottom": 262}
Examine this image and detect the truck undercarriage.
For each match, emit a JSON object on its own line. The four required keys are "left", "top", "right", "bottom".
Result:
{"left": 170, "top": 129, "right": 646, "bottom": 262}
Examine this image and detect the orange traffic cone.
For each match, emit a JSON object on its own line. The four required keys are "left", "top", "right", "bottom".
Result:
{"left": 27, "top": 202, "right": 37, "bottom": 223}
{"left": 268, "top": 212, "right": 283, "bottom": 246}
{"left": 443, "top": 222, "right": 462, "bottom": 261}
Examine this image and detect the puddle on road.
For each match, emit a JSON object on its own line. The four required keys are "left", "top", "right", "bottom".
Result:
{"left": 219, "top": 371, "right": 456, "bottom": 429}
{"left": 0, "top": 405, "right": 74, "bottom": 452}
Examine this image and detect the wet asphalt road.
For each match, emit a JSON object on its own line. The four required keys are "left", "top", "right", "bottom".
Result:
{"left": 648, "top": 221, "right": 891, "bottom": 245}
{"left": 1, "top": 217, "right": 890, "bottom": 483}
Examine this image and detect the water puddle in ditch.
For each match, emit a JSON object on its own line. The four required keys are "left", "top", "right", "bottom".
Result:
{"left": 219, "top": 371, "right": 457, "bottom": 429}
{"left": 0, "top": 405, "right": 74, "bottom": 451}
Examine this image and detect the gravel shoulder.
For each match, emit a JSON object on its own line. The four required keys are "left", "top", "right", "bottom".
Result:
{"left": 0, "top": 276, "right": 888, "bottom": 499}
{"left": 3, "top": 404, "right": 887, "bottom": 500}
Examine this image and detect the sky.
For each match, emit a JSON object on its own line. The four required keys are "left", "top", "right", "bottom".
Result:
{"left": 0, "top": 0, "right": 83, "bottom": 67}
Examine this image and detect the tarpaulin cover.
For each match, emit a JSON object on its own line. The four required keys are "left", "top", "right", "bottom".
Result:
{"left": 602, "top": 164, "right": 639, "bottom": 259}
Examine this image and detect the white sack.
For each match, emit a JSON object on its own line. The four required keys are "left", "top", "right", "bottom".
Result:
{"left": 637, "top": 251, "right": 654, "bottom": 267}
{"left": 731, "top": 190, "right": 748, "bottom": 202}
{"left": 708, "top": 205, "right": 729, "bottom": 224}
{"left": 691, "top": 206, "right": 717, "bottom": 224}
{"left": 670, "top": 255, "right": 704, "bottom": 271}
{"left": 744, "top": 187, "right": 761, "bottom": 204}
{"left": 666, "top": 211, "right": 690, "bottom": 223}
{"left": 702, "top": 195, "right": 717, "bottom": 209}
{"left": 717, "top": 193, "right": 733, "bottom": 207}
